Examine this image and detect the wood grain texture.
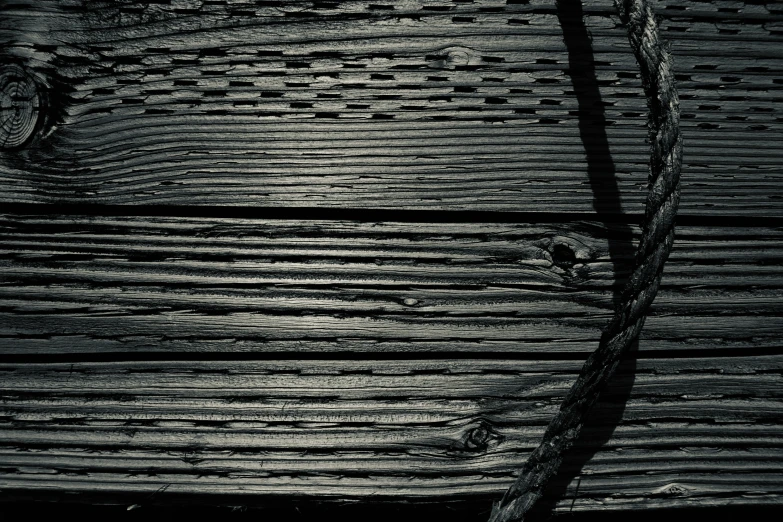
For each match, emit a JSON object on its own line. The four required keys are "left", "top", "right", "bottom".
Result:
{"left": 1, "top": 0, "right": 782, "bottom": 514}
{"left": 1, "top": 356, "right": 782, "bottom": 511}
{"left": 1, "top": 215, "right": 781, "bottom": 355}
{"left": 0, "top": 0, "right": 781, "bottom": 214}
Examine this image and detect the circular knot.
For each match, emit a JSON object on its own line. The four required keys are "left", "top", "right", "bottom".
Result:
{"left": 550, "top": 243, "right": 577, "bottom": 269}
{"left": 429, "top": 46, "right": 481, "bottom": 70}
{"left": 461, "top": 421, "right": 502, "bottom": 452}
{"left": 0, "top": 65, "right": 43, "bottom": 150}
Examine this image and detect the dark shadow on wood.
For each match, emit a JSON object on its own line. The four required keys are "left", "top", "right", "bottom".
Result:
{"left": 532, "top": 1, "right": 639, "bottom": 517}
{"left": 1, "top": 500, "right": 781, "bottom": 522}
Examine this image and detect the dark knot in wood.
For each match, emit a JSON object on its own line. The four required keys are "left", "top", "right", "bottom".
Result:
{"left": 461, "top": 421, "right": 502, "bottom": 452}
{"left": 550, "top": 243, "right": 577, "bottom": 269}
{"left": 0, "top": 65, "right": 43, "bottom": 150}
{"left": 428, "top": 46, "right": 481, "bottom": 70}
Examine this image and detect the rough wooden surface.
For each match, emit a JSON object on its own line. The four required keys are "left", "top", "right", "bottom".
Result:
{"left": 1, "top": 215, "right": 781, "bottom": 354}
{"left": 1, "top": 0, "right": 782, "bottom": 514}
{"left": 0, "top": 0, "right": 781, "bottom": 214}
{"left": 2, "top": 357, "right": 783, "bottom": 509}
{"left": 1, "top": 214, "right": 782, "bottom": 511}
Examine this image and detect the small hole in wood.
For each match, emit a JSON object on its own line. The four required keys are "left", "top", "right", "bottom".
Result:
{"left": 551, "top": 243, "right": 577, "bottom": 269}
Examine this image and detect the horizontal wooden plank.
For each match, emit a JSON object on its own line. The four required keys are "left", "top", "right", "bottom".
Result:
{"left": 0, "top": 0, "right": 781, "bottom": 214}
{"left": 0, "top": 356, "right": 781, "bottom": 509}
{"left": 1, "top": 215, "right": 781, "bottom": 355}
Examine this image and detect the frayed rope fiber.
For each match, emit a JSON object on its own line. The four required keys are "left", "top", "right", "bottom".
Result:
{"left": 488, "top": 0, "right": 683, "bottom": 520}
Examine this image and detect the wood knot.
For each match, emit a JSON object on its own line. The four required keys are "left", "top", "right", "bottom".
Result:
{"left": 460, "top": 421, "right": 503, "bottom": 452}
{"left": 0, "top": 65, "right": 44, "bottom": 150}
{"left": 550, "top": 243, "right": 577, "bottom": 269}
{"left": 428, "top": 46, "right": 482, "bottom": 70}
{"left": 651, "top": 483, "right": 691, "bottom": 498}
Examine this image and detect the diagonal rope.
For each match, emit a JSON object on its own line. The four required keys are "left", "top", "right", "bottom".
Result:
{"left": 488, "top": 0, "right": 683, "bottom": 520}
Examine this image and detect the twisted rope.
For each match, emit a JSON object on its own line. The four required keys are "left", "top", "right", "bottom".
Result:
{"left": 488, "top": 0, "right": 682, "bottom": 520}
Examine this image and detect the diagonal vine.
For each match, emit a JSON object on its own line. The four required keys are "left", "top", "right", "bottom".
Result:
{"left": 488, "top": 0, "right": 683, "bottom": 520}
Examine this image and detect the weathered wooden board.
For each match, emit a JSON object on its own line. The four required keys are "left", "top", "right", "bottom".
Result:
{"left": 1, "top": 356, "right": 782, "bottom": 511}
{"left": 0, "top": 0, "right": 781, "bottom": 214}
{"left": 1, "top": 215, "right": 781, "bottom": 354}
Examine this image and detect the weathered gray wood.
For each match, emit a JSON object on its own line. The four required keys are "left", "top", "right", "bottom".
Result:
{"left": 1, "top": 0, "right": 782, "bottom": 514}
{"left": 0, "top": 0, "right": 781, "bottom": 214}
{"left": 1, "top": 215, "right": 781, "bottom": 354}
{"left": 1, "top": 356, "right": 782, "bottom": 510}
